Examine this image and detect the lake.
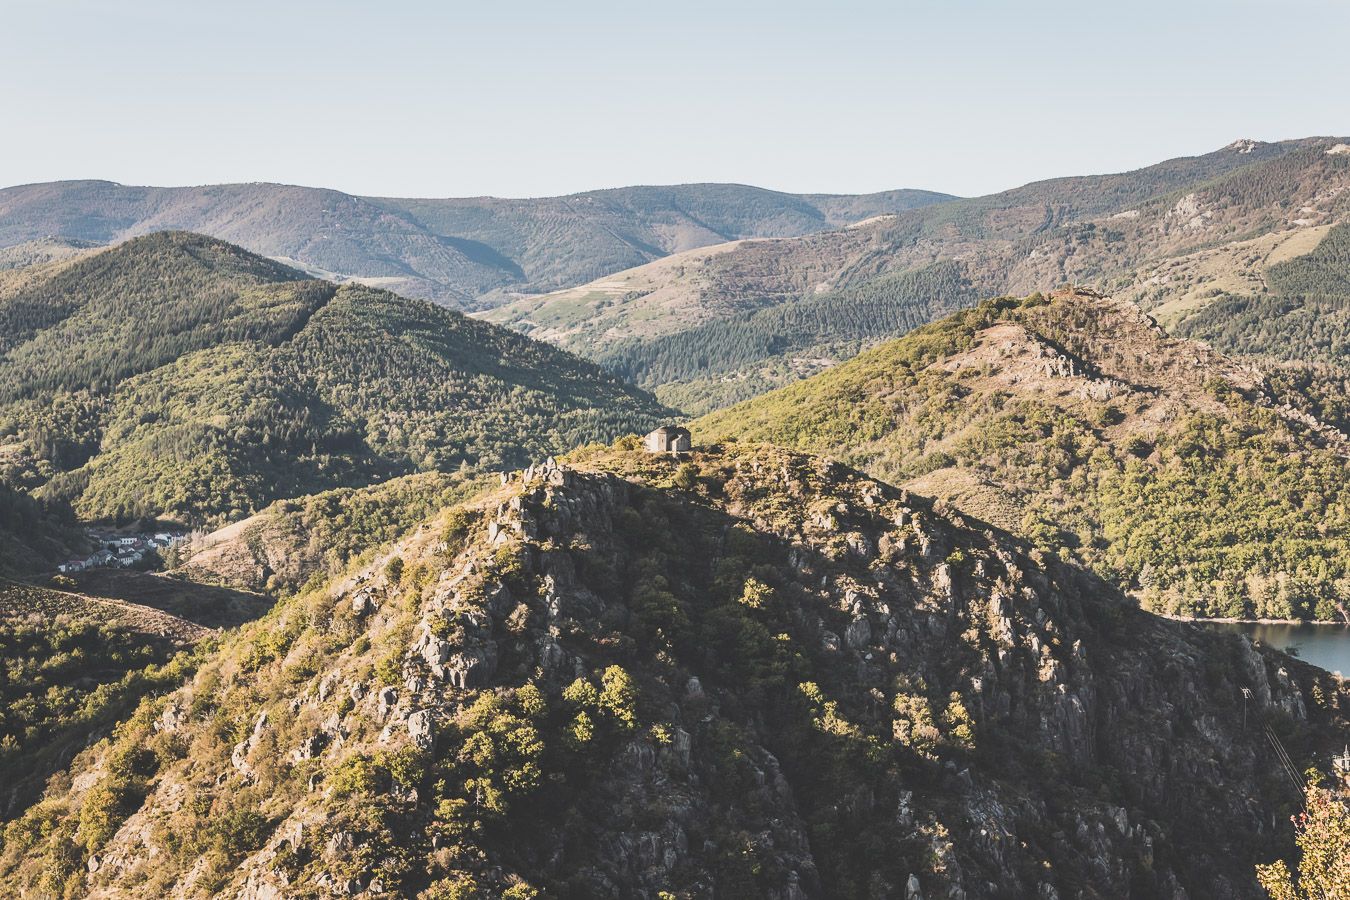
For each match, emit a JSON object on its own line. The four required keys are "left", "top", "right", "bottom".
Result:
{"left": 1200, "top": 621, "right": 1350, "bottom": 677}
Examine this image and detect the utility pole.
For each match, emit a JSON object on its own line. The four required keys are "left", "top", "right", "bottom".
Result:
{"left": 1241, "top": 687, "right": 1252, "bottom": 732}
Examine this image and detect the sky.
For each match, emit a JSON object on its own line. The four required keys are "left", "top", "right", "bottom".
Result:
{"left": 3, "top": 0, "right": 1348, "bottom": 199}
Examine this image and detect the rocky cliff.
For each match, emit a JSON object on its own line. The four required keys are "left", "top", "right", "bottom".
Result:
{"left": 3, "top": 445, "right": 1346, "bottom": 899}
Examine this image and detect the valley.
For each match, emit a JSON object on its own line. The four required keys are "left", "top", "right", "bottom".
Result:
{"left": 9, "top": 0, "right": 1350, "bottom": 892}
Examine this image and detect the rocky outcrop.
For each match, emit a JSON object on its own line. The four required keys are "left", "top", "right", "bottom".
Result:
{"left": 7, "top": 447, "right": 1347, "bottom": 899}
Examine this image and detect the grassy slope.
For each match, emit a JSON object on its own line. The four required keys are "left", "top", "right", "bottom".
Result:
{"left": 1172, "top": 221, "right": 1350, "bottom": 363}
{"left": 697, "top": 292, "right": 1350, "bottom": 620}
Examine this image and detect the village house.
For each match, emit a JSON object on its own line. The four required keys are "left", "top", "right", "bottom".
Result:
{"left": 53, "top": 528, "right": 191, "bottom": 576}
{"left": 644, "top": 425, "right": 692, "bottom": 454}
{"left": 115, "top": 548, "right": 144, "bottom": 566}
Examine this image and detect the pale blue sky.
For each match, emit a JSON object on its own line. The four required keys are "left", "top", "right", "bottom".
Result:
{"left": 3, "top": 0, "right": 1348, "bottom": 198}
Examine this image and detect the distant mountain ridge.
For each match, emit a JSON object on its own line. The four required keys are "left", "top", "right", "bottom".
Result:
{"left": 0, "top": 180, "right": 954, "bottom": 307}
{"left": 483, "top": 136, "right": 1350, "bottom": 409}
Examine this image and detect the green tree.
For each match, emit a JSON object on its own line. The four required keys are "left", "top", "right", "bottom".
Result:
{"left": 1257, "top": 785, "right": 1350, "bottom": 898}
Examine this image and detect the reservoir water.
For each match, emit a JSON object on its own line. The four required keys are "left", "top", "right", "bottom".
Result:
{"left": 1201, "top": 621, "right": 1350, "bottom": 677}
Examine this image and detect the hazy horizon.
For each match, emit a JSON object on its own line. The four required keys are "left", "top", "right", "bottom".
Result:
{"left": 2, "top": 130, "right": 1345, "bottom": 201}
{"left": 5, "top": 0, "right": 1349, "bottom": 199}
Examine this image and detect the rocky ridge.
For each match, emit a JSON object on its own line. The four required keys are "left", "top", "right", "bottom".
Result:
{"left": 693, "top": 291, "right": 1350, "bottom": 620}
{"left": 2, "top": 445, "right": 1346, "bottom": 898}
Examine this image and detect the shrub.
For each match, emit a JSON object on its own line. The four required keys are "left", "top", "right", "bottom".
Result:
{"left": 942, "top": 693, "right": 976, "bottom": 750}
{"left": 329, "top": 753, "right": 381, "bottom": 798}
{"left": 419, "top": 873, "right": 482, "bottom": 900}
{"left": 598, "top": 666, "right": 639, "bottom": 732}
{"left": 208, "top": 806, "right": 271, "bottom": 858}
{"left": 673, "top": 462, "right": 700, "bottom": 490}
{"left": 78, "top": 776, "right": 142, "bottom": 851}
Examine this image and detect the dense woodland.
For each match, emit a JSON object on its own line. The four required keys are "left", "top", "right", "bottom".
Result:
{"left": 0, "top": 602, "right": 195, "bottom": 814}
{"left": 0, "top": 233, "right": 665, "bottom": 528}
{"left": 0, "top": 483, "right": 81, "bottom": 574}
{"left": 602, "top": 261, "right": 975, "bottom": 388}
{"left": 0, "top": 612, "right": 174, "bottom": 762}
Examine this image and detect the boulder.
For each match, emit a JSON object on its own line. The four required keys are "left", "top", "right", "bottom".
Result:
{"left": 377, "top": 687, "right": 398, "bottom": 718}
{"left": 408, "top": 709, "right": 435, "bottom": 751}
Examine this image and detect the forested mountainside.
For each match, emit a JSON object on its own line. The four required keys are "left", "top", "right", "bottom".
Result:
{"left": 2, "top": 443, "right": 1344, "bottom": 898}
{"left": 697, "top": 290, "right": 1350, "bottom": 621}
{"left": 0, "top": 232, "right": 666, "bottom": 528}
{"left": 0, "top": 471, "right": 485, "bottom": 826}
{"left": 0, "top": 586, "right": 190, "bottom": 818}
{"left": 605, "top": 260, "right": 980, "bottom": 413}
{"left": 0, "top": 181, "right": 952, "bottom": 307}
{"left": 0, "top": 482, "right": 83, "bottom": 575}
{"left": 486, "top": 137, "right": 1350, "bottom": 408}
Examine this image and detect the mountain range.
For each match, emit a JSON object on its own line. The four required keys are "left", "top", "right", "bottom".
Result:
{"left": 484, "top": 137, "right": 1350, "bottom": 410}
{"left": 0, "top": 181, "right": 953, "bottom": 308}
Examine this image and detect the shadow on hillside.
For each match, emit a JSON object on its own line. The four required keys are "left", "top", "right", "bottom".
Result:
{"left": 68, "top": 569, "right": 273, "bottom": 631}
